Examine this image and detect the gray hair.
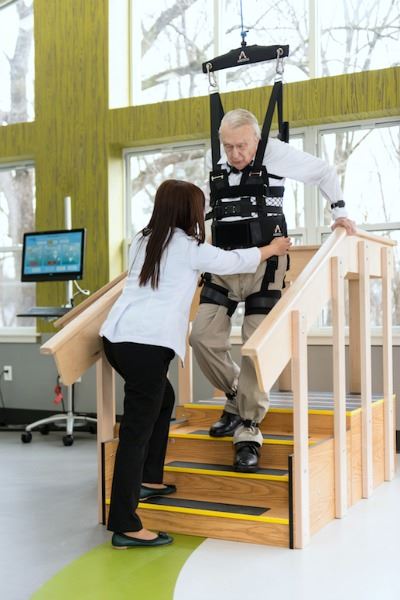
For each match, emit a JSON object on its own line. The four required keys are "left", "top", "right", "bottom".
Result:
{"left": 219, "top": 109, "right": 261, "bottom": 139}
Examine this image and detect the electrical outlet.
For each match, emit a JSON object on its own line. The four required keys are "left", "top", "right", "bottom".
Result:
{"left": 3, "top": 366, "right": 12, "bottom": 381}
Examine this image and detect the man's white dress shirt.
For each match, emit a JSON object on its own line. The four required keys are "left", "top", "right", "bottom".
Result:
{"left": 209, "top": 137, "right": 348, "bottom": 221}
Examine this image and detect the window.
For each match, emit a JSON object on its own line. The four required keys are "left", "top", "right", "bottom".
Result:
{"left": 0, "top": 0, "right": 34, "bottom": 125}
{"left": 221, "top": 0, "right": 309, "bottom": 90}
{"left": 128, "top": 0, "right": 399, "bottom": 106}
{"left": 125, "top": 117, "right": 400, "bottom": 335}
{"left": 130, "top": 0, "right": 310, "bottom": 105}
{"left": 0, "top": 162, "right": 36, "bottom": 329}
{"left": 319, "top": 120, "right": 400, "bottom": 327}
{"left": 319, "top": 0, "right": 400, "bottom": 77}
{"left": 125, "top": 142, "right": 207, "bottom": 241}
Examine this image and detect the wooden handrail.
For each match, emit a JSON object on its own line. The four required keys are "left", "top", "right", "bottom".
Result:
{"left": 242, "top": 228, "right": 395, "bottom": 393}
{"left": 242, "top": 226, "right": 396, "bottom": 548}
{"left": 40, "top": 276, "right": 126, "bottom": 384}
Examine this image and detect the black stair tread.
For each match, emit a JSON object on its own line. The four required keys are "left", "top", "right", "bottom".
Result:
{"left": 194, "top": 393, "right": 383, "bottom": 411}
{"left": 141, "top": 496, "right": 270, "bottom": 516}
{"left": 165, "top": 460, "right": 288, "bottom": 477}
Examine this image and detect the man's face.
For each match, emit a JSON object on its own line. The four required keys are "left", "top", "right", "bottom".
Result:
{"left": 220, "top": 124, "right": 259, "bottom": 171}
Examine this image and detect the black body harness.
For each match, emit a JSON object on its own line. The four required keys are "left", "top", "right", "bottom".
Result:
{"left": 200, "top": 43, "right": 291, "bottom": 317}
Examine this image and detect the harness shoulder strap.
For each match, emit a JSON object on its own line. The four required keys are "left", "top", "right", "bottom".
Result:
{"left": 210, "top": 92, "right": 225, "bottom": 170}
{"left": 253, "top": 80, "right": 286, "bottom": 171}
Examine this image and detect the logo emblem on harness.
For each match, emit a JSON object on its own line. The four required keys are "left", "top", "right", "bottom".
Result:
{"left": 274, "top": 225, "right": 282, "bottom": 236}
{"left": 237, "top": 50, "right": 249, "bottom": 64}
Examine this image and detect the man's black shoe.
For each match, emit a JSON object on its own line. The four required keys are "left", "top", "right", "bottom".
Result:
{"left": 234, "top": 441, "right": 260, "bottom": 472}
{"left": 209, "top": 411, "right": 242, "bottom": 437}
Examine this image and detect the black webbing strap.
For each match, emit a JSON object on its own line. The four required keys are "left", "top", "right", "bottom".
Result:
{"left": 212, "top": 201, "right": 283, "bottom": 220}
{"left": 253, "top": 81, "right": 284, "bottom": 171}
{"left": 261, "top": 256, "right": 279, "bottom": 291}
{"left": 210, "top": 92, "right": 225, "bottom": 170}
{"left": 245, "top": 290, "right": 282, "bottom": 316}
{"left": 200, "top": 281, "right": 238, "bottom": 317}
{"left": 210, "top": 183, "right": 285, "bottom": 201}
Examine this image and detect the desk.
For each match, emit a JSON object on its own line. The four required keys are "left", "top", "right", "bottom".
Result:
{"left": 17, "top": 306, "right": 71, "bottom": 318}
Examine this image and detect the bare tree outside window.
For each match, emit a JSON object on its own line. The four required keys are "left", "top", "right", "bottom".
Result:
{"left": 320, "top": 0, "right": 400, "bottom": 77}
{"left": 0, "top": 0, "right": 34, "bottom": 124}
{"left": 137, "top": 0, "right": 212, "bottom": 104}
{"left": 320, "top": 124, "right": 400, "bottom": 326}
{"left": 222, "top": 0, "right": 309, "bottom": 89}
{"left": 128, "top": 1, "right": 400, "bottom": 331}
{"left": 0, "top": 0, "right": 35, "bottom": 328}
{"left": 127, "top": 144, "right": 207, "bottom": 239}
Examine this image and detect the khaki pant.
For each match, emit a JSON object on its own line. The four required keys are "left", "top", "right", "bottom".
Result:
{"left": 190, "top": 255, "right": 288, "bottom": 439}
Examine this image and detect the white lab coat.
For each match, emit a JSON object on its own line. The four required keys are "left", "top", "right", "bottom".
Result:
{"left": 100, "top": 228, "right": 261, "bottom": 362}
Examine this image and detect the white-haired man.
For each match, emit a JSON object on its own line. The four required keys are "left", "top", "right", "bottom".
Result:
{"left": 190, "top": 108, "right": 355, "bottom": 473}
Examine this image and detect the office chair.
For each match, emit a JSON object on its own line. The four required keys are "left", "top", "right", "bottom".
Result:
{"left": 21, "top": 381, "right": 97, "bottom": 446}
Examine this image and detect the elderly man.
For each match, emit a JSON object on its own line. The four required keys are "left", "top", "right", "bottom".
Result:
{"left": 189, "top": 108, "right": 355, "bottom": 473}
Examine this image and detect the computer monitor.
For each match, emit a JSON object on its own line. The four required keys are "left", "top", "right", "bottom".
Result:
{"left": 21, "top": 228, "right": 86, "bottom": 282}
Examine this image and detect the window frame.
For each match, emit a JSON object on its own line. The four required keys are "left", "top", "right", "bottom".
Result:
{"left": 123, "top": 115, "right": 400, "bottom": 345}
{"left": 128, "top": 0, "right": 400, "bottom": 107}
{"left": 0, "top": 159, "right": 37, "bottom": 342}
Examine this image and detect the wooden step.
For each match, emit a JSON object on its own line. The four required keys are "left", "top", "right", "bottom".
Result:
{"left": 167, "top": 428, "right": 322, "bottom": 470}
{"left": 176, "top": 395, "right": 384, "bottom": 435}
{"left": 135, "top": 496, "right": 290, "bottom": 547}
{"left": 163, "top": 460, "right": 289, "bottom": 505}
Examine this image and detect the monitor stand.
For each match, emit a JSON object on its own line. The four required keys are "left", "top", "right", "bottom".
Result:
{"left": 19, "top": 282, "right": 92, "bottom": 443}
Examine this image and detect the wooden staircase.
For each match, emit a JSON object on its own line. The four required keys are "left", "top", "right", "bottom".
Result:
{"left": 40, "top": 228, "right": 396, "bottom": 549}
{"left": 102, "top": 393, "right": 386, "bottom": 548}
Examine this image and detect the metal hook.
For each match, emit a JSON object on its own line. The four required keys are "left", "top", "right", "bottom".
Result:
{"left": 275, "top": 47, "right": 284, "bottom": 79}
{"left": 206, "top": 62, "right": 218, "bottom": 90}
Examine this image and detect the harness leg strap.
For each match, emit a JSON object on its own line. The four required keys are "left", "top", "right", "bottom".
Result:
{"left": 244, "top": 290, "right": 282, "bottom": 316}
{"left": 200, "top": 281, "right": 238, "bottom": 318}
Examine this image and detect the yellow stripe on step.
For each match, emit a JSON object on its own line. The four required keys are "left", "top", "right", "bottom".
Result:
{"left": 169, "top": 432, "right": 316, "bottom": 446}
{"left": 164, "top": 465, "right": 288, "bottom": 482}
{"left": 137, "top": 502, "right": 289, "bottom": 525}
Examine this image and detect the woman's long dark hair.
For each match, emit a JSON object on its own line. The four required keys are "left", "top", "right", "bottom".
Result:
{"left": 138, "top": 179, "right": 205, "bottom": 289}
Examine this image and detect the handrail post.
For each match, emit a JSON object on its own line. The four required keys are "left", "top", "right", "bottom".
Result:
{"left": 381, "top": 246, "right": 395, "bottom": 481}
{"left": 178, "top": 329, "right": 193, "bottom": 404}
{"left": 348, "top": 278, "right": 361, "bottom": 393}
{"left": 358, "top": 241, "right": 373, "bottom": 498}
{"left": 331, "top": 256, "right": 347, "bottom": 517}
{"left": 96, "top": 353, "right": 116, "bottom": 523}
{"left": 291, "top": 310, "right": 310, "bottom": 548}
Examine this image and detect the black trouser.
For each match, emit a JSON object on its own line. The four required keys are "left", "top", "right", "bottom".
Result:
{"left": 103, "top": 337, "right": 175, "bottom": 533}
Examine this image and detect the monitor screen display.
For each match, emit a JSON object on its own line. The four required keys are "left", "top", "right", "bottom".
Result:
{"left": 21, "top": 228, "right": 86, "bottom": 282}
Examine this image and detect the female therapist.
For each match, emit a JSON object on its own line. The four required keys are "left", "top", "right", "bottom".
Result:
{"left": 100, "top": 179, "right": 291, "bottom": 549}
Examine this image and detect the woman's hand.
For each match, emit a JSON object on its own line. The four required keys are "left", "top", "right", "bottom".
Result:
{"left": 259, "top": 236, "right": 292, "bottom": 261}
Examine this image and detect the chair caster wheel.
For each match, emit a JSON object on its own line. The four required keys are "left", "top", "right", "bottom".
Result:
{"left": 21, "top": 432, "right": 32, "bottom": 444}
{"left": 63, "top": 435, "right": 74, "bottom": 446}
{"left": 89, "top": 425, "right": 97, "bottom": 434}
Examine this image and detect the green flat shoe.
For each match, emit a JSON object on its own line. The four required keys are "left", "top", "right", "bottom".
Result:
{"left": 139, "top": 484, "right": 177, "bottom": 500}
{"left": 111, "top": 531, "right": 173, "bottom": 549}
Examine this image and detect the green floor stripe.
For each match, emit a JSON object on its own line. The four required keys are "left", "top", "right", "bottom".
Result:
{"left": 32, "top": 534, "right": 204, "bottom": 600}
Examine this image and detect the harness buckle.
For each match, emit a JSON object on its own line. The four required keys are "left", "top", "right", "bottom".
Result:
{"left": 275, "top": 47, "right": 284, "bottom": 81}
{"left": 206, "top": 62, "right": 218, "bottom": 90}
